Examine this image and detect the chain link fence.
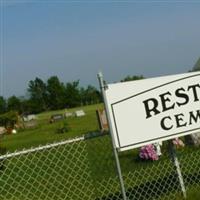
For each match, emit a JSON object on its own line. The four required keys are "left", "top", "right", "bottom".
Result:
{"left": 0, "top": 133, "right": 200, "bottom": 200}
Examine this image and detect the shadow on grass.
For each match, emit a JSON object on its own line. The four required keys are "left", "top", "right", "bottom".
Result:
{"left": 96, "top": 171, "right": 200, "bottom": 200}
{"left": 96, "top": 173, "right": 179, "bottom": 200}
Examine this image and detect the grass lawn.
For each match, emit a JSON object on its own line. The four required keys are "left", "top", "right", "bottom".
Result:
{"left": 0, "top": 103, "right": 200, "bottom": 200}
{"left": 0, "top": 104, "right": 103, "bottom": 152}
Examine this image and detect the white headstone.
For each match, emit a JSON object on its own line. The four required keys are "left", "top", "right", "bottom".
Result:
{"left": 0, "top": 127, "right": 6, "bottom": 135}
{"left": 23, "top": 114, "right": 36, "bottom": 122}
{"left": 65, "top": 112, "right": 73, "bottom": 117}
{"left": 75, "top": 110, "right": 85, "bottom": 117}
{"left": 190, "top": 132, "right": 200, "bottom": 146}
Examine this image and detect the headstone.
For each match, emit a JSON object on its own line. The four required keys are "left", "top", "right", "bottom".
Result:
{"left": 49, "top": 114, "right": 64, "bottom": 123}
{"left": 0, "top": 127, "right": 6, "bottom": 135}
{"left": 191, "top": 133, "right": 200, "bottom": 146}
{"left": 65, "top": 112, "right": 73, "bottom": 118}
{"left": 96, "top": 109, "right": 108, "bottom": 131}
{"left": 75, "top": 110, "right": 85, "bottom": 117}
{"left": 24, "top": 120, "right": 38, "bottom": 128}
{"left": 185, "top": 133, "right": 200, "bottom": 146}
{"left": 23, "top": 114, "right": 36, "bottom": 122}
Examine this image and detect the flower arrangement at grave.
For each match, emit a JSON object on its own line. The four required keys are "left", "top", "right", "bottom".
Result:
{"left": 139, "top": 144, "right": 159, "bottom": 161}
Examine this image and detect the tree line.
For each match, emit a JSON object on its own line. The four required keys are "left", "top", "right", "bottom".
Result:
{"left": 0, "top": 75, "right": 146, "bottom": 115}
{"left": 1, "top": 56, "right": 199, "bottom": 115}
{"left": 0, "top": 76, "right": 102, "bottom": 114}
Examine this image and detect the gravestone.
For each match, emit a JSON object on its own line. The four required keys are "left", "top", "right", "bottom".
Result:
{"left": 23, "top": 114, "right": 36, "bottom": 122}
{"left": 185, "top": 133, "right": 200, "bottom": 146}
{"left": 192, "top": 133, "right": 200, "bottom": 146}
{"left": 65, "top": 112, "right": 73, "bottom": 118}
{"left": 49, "top": 114, "right": 64, "bottom": 123}
{"left": 75, "top": 110, "right": 85, "bottom": 117}
{"left": 0, "top": 127, "right": 6, "bottom": 135}
{"left": 24, "top": 120, "right": 38, "bottom": 129}
{"left": 96, "top": 109, "right": 108, "bottom": 132}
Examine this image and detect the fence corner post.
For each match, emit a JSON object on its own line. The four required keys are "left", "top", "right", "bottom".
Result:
{"left": 97, "top": 72, "right": 128, "bottom": 200}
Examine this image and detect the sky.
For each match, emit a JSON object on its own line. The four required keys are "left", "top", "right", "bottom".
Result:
{"left": 0, "top": 0, "right": 200, "bottom": 97}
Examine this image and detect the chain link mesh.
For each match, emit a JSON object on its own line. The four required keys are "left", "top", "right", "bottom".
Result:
{"left": 0, "top": 134, "right": 199, "bottom": 200}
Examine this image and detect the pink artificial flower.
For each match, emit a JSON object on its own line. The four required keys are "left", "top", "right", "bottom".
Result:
{"left": 139, "top": 144, "right": 159, "bottom": 161}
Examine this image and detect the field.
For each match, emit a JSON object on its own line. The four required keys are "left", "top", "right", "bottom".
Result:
{"left": 0, "top": 104, "right": 103, "bottom": 152}
{"left": 0, "top": 104, "right": 200, "bottom": 200}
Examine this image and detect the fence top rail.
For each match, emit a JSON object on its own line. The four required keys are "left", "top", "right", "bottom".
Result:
{"left": 0, "top": 136, "right": 85, "bottom": 160}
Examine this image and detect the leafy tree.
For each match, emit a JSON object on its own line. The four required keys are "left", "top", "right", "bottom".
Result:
{"left": 82, "top": 85, "right": 101, "bottom": 105}
{"left": 20, "top": 98, "right": 34, "bottom": 114}
{"left": 0, "top": 96, "right": 6, "bottom": 114}
{"left": 79, "top": 87, "right": 86, "bottom": 106}
{"left": 7, "top": 96, "right": 21, "bottom": 113}
{"left": 28, "top": 77, "right": 47, "bottom": 113}
{"left": 65, "top": 81, "right": 81, "bottom": 108}
{"left": 47, "top": 76, "right": 65, "bottom": 110}
{"left": 121, "top": 75, "right": 144, "bottom": 82}
{"left": 3, "top": 75, "right": 104, "bottom": 114}
{"left": 192, "top": 57, "right": 200, "bottom": 72}
{"left": 0, "top": 111, "right": 18, "bottom": 128}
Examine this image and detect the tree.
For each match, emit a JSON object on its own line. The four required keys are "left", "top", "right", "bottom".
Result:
{"left": 0, "top": 96, "right": 6, "bottom": 114}
{"left": 0, "top": 111, "right": 18, "bottom": 128}
{"left": 7, "top": 96, "right": 22, "bottom": 113}
{"left": 192, "top": 57, "right": 200, "bottom": 72}
{"left": 20, "top": 98, "right": 34, "bottom": 114}
{"left": 65, "top": 81, "right": 81, "bottom": 108}
{"left": 82, "top": 85, "right": 101, "bottom": 105}
{"left": 28, "top": 77, "right": 47, "bottom": 113}
{"left": 121, "top": 75, "right": 144, "bottom": 82}
{"left": 79, "top": 87, "right": 86, "bottom": 106}
{"left": 46, "top": 76, "right": 65, "bottom": 110}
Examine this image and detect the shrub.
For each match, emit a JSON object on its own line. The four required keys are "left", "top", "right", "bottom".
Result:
{"left": 0, "top": 111, "right": 18, "bottom": 128}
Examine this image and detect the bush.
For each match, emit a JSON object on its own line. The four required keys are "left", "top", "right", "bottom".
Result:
{"left": 0, "top": 111, "right": 18, "bottom": 128}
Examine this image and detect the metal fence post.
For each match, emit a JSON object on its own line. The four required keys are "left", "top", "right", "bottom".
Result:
{"left": 169, "top": 141, "right": 187, "bottom": 199}
{"left": 97, "top": 72, "right": 128, "bottom": 200}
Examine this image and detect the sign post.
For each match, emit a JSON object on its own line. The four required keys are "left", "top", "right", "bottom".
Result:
{"left": 97, "top": 72, "right": 127, "bottom": 200}
{"left": 98, "top": 71, "right": 200, "bottom": 199}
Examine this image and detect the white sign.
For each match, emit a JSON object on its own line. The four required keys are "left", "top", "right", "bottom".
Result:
{"left": 105, "top": 72, "right": 200, "bottom": 151}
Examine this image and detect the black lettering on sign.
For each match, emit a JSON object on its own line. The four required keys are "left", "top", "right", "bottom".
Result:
{"left": 143, "top": 83, "right": 200, "bottom": 120}
{"left": 143, "top": 98, "right": 160, "bottom": 119}
{"left": 175, "top": 88, "right": 189, "bottom": 107}
{"left": 189, "top": 110, "right": 200, "bottom": 125}
{"left": 159, "top": 91, "right": 175, "bottom": 112}
{"left": 188, "top": 84, "right": 200, "bottom": 102}
{"left": 174, "top": 113, "right": 187, "bottom": 128}
{"left": 143, "top": 82, "right": 200, "bottom": 132}
{"left": 160, "top": 116, "right": 173, "bottom": 130}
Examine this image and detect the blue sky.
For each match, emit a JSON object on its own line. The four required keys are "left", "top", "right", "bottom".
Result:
{"left": 1, "top": 1, "right": 200, "bottom": 97}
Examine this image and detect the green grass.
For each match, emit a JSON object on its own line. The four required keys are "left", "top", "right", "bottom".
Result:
{"left": 0, "top": 103, "right": 200, "bottom": 199}
{"left": 0, "top": 142, "right": 95, "bottom": 200}
{"left": 186, "top": 189, "right": 200, "bottom": 200}
{"left": 0, "top": 104, "right": 103, "bottom": 152}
